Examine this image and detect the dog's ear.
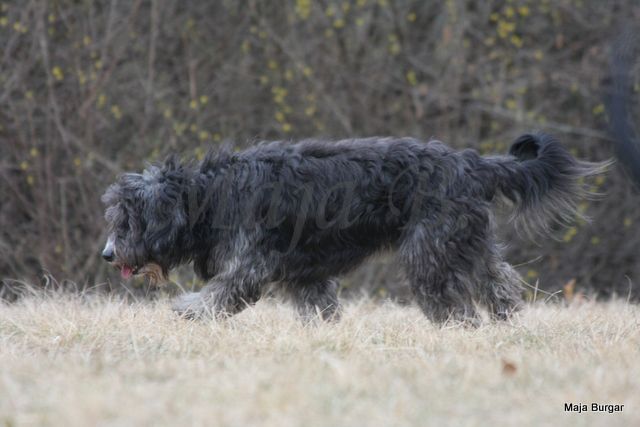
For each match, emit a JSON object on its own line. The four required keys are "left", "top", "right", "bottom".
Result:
{"left": 142, "top": 162, "right": 189, "bottom": 257}
{"left": 101, "top": 173, "right": 148, "bottom": 237}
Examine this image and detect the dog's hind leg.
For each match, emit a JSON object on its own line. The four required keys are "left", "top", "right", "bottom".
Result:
{"left": 476, "top": 244, "right": 524, "bottom": 320}
{"left": 399, "top": 221, "right": 482, "bottom": 326}
{"left": 485, "top": 262, "right": 524, "bottom": 320}
{"left": 281, "top": 279, "right": 341, "bottom": 322}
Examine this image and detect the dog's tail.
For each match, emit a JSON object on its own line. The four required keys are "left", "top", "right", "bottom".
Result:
{"left": 485, "top": 132, "right": 610, "bottom": 236}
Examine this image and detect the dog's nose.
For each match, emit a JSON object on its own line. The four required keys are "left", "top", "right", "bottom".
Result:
{"left": 102, "top": 247, "right": 114, "bottom": 262}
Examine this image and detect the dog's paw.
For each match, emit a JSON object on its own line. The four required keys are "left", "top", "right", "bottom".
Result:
{"left": 171, "top": 292, "right": 208, "bottom": 319}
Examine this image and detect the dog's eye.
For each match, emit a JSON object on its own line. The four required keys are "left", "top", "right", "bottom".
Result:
{"left": 117, "top": 223, "right": 129, "bottom": 236}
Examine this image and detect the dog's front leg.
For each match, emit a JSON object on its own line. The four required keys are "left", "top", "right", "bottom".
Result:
{"left": 173, "top": 231, "right": 272, "bottom": 319}
{"left": 172, "top": 276, "right": 263, "bottom": 320}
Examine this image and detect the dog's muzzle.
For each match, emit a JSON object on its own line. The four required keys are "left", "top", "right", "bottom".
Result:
{"left": 101, "top": 236, "right": 115, "bottom": 262}
{"left": 101, "top": 247, "right": 114, "bottom": 262}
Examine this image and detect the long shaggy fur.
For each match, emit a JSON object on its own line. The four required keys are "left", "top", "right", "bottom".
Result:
{"left": 102, "top": 133, "right": 606, "bottom": 324}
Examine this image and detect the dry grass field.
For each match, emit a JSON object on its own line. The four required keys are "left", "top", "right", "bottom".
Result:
{"left": 1, "top": 294, "right": 639, "bottom": 427}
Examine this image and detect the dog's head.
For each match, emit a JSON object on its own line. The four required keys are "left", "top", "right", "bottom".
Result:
{"left": 101, "top": 157, "right": 190, "bottom": 282}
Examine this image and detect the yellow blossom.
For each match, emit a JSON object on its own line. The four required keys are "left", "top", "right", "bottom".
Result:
{"left": 173, "top": 122, "right": 186, "bottom": 136}
{"left": 110, "top": 105, "right": 122, "bottom": 120}
{"left": 497, "top": 20, "right": 515, "bottom": 38}
{"left": 295, "top": 0, "right": 311, "bottom": 19}
{"left": 52, "top": 66, "right": 64, "bottom": 81}
{"left": 77, "top": 70, "right": 87, "bottom": 85}
{"left": 563, "top": 227, "right": 577, "bottom": 242}
{"left": 406, "top": 70, "right": 417, "bottom": 86}
{"left": 241, "top": 40, "right": 250, "bottom": 54}
{"left": 510, "top": 35, "right": 523, "bottom": 48}
{"left": 13, "top": 21, "right": 26, "bottom": 33}
{"left": 271, "top": 86, "right": 288, "bottom": 104}
{"left": 388, "top": 42, "right": 400, "bottom": 55}
{"left": 284, "top": 69, "right": 293, "bottom": 81}
{"left": 325, "top": 5, "right": 336, "bottom": 17}
{"left": 592, "top": 104, "right": 604, "bottom": 115}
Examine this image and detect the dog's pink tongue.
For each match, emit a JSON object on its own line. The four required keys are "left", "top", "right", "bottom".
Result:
{"left": 121, "top": 265, "right": 133, "bottom": 279}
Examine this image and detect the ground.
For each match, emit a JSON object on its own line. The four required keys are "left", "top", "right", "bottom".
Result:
{"left": 0, "top": 295, "right": 638, "bottom": 427}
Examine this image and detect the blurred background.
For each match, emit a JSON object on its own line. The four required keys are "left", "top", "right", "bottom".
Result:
{"left": 1, "top": 0, "right": 639, "bottom": 300}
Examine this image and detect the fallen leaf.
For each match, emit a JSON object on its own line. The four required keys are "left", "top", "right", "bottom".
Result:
{"left": 502, "top": 359, "right": 517, "bottom": 376}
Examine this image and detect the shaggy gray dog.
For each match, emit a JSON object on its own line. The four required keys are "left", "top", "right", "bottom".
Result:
{"left": 101, "top": 133, "right": 604, "bottom": 324}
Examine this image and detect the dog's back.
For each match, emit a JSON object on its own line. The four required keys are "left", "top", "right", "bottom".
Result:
{"left": 222, "top": 134, "right": 607, "bottom": 292}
